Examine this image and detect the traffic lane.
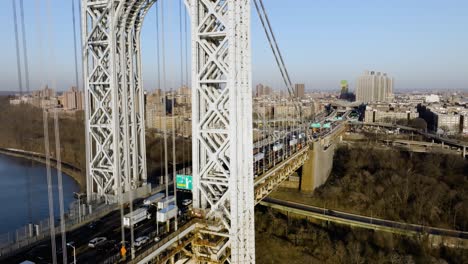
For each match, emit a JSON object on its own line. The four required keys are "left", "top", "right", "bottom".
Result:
{"left": 1, "top": 217, "right": 113, "bottom": 264}
{"left": 78, "top": 215, "right": 189, "bottom": 264}
{"left": 8, "top": 195, "right": 189, "bottom": 262}
{"left": 76, "top": 214, "right": 162, "bottom": 263}
{"left": 76, "top": 197, "right": 186, "bottom": 262}
{"left": 1, "top": 207, "right": 124, "bottom": 263}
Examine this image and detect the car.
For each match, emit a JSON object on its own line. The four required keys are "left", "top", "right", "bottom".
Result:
{"left": 134, "top": 236, "right": 150, "bottom": 247}
{"left": 181, "top": 199, "right": 192, "bottom": 206}
{"left": 88, "top": 220, "right": 102, "bottom": 230}
{"left": 97, "top": 240, "right": 117, "bottom": 252}
{"left": 154, "top": 236, "right": 161, "bottom": 243}
{"left": 88, "top": 237, "right": 107, "bottom": 248}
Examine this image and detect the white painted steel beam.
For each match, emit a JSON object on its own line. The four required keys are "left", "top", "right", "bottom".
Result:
{"left": 82, "top": 0, "right": 154, "bottom": 203}
{"left": 83, "top": 0, "right": 255, "bottom": 262}
{"left": 190, "top": 0, "right": 255, "bottom": 262}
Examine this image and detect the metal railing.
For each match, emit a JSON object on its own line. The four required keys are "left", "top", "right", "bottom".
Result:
{"left": 0, "top": 199, "right": 116, "bottom": 257}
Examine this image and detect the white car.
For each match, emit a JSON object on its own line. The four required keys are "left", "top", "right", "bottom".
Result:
{"left": 134, "top": 236, "right": 150, "bottom": 247}
{"left": 154, "top": 236, "right": 161, "bottom": 243}
{"left": 182, "top": 199, "right": 192, "bottom": 206}
{"left": 88, "top": 237, "right": 107, "bottom": 248}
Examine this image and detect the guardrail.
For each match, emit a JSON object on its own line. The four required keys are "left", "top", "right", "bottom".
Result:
{"left": 0, "top": 201, "right": 116, "bottom": 258}
{"left": 261, "top": 197, "right": 468, "bottom": 239}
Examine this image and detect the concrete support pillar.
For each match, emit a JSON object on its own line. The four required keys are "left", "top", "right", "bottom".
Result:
{"left": 301, "top": 141, "right": 336, "bottom": 192}
{"left": 301, "top": 147, "right": 315, "bottom": 192}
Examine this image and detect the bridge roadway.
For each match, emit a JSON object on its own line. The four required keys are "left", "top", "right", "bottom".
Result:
{"left": 260, "top": 198, "right": 468, "bottom": 240}
{"left": 3, "top": 114, "right": 345, "bottom": 263}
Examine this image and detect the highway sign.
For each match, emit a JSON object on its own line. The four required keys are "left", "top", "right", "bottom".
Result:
{"left": 176, "top": 175, "right": 193, "bottom": 190}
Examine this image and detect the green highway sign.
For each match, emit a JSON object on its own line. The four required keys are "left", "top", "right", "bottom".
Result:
{"left": 176, "top": 174, "right": 193, "bottom": 190}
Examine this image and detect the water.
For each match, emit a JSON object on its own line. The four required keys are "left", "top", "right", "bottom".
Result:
{"left": 0, "top": 153, "right": 80, "bottom": 234}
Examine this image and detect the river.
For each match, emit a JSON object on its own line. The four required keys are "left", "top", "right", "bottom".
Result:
{"left": 0, "top": 153, "right": 79, "bottom": 234}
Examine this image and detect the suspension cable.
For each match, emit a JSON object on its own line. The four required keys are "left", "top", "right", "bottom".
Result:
{"left": 19, "top": 0, "right": 30, "bottom": 93}
{"left": 72, "top": 0, "right": 79, "bottom": 89}
{"left": 12, "top": 0, "right": 23, "bottom": 95}
{"left": 253, "top": 0, "right": 303, "bottom": 120}
{"left": 46, "top": 0, "right": 67, "bottom": 262}
{"left": 14, "top": 0, "right": 34, "bottom": 226}
{"left": 161, "top": 0, "right": 169, "bottom": 198}
{"left": 179, "top": 0, "right": 185, "bottom": 174}
{"left": 184, "top": 5, "right": 190, "bottom": 174}
{"left": 156, "top": 3, "right": 164, "bottom": 185}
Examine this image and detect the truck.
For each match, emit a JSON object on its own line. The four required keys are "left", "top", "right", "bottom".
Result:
{"left": 157, "top": 205, "right": 178, "bottom": 222}
{"left": 157, "top": 195, "right": 175, "bottom": 210}
{"left": 289, "top": 138, "right": 298, "bottom": 146}
{"left": 123, "top": 208, "right": 150, "bottom": 228}
{"left": 253, "top": 152, "right": 264, "bottom": 162}
{"left": 143, "top": 192, "right": 165, "bottom": 206}
{"left": 273, "top": 143, "right": 284, "bottom": 152}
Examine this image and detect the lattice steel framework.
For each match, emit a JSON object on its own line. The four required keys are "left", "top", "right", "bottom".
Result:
{"left": 82, "top": 0, "right": 154, "bottom": 202}
{"left": 190, "top": 0, "right": 255, "bottom": 263}
{"left": 82, "top": 0, "right": 254, "bottom": 262}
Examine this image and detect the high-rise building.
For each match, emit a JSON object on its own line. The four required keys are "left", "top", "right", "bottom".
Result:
{"left": 60, "top": 86, "right": 84, "bottom": 110}
{"left": 255, "top": 84, "right": 264, "bottom": 97}
{"left": 145, "top": 91, "right": 165, "bottom": 128}
{"left": 32, "top": 85, "right": 56, "bottom": 99}
{"left": 263, "top": 85, "right": 272, "bottom": 96}
{"left": 294, "top": 83, "right": 305, "bottom": 98}
{"left": 356, "top": 71, "right": 393, "bottom": 103}
{"left": 340, "top": 80, "right": 349, "bottom": 95}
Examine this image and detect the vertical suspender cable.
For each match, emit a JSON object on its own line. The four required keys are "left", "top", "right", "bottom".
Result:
{"left": 179, "top": 0, "right": 185, "bottom": 174}
{"left": 43, "top": 110, "right": 57, "bottom": 264}
{"left": 54, "top": 109, "right": 67, "bottom": 264}
{"left": 12, "top": 0, "right": 23, "bottom": 96}
{"left": 156, "top": 4, "right": 164, "bottom": 185}
{"left": 184, "top": 4, "right": 190, "bottom": 174}
{"left": 46, "top": 0, "right": 67, "bottom": 262}
{"left": 168, "top": 0, "right": 179, "bottom": 233}
{"left": 19, "top": 0, "right": 30, "bottom": 93}
{"left": 161, "top": 0, "right": 169, "bottom": 198}
{"left": 71, "top": 0, "right": 79, "bottom": 89}
{"left": 30, "top": 0, "right": 58, "bottom": 262}
{"left": 16, "top": 0, "right": 35, "bottom": 225}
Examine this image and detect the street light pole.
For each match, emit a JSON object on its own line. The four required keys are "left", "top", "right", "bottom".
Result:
{"left": 67, "top": 243, "right": 76, "bottom": 264}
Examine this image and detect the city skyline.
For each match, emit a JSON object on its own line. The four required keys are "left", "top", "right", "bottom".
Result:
{"left": 0, "top": 0, "right": 467, "bottom": 92}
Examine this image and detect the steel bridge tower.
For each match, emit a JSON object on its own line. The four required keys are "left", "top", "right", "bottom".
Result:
{"left": 82, "top": 0, "right": 255, "bottom": 262}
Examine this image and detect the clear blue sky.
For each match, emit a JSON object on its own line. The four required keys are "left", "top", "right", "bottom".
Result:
{"left": 1, "top": 0, "right": 467, "bottom": 92}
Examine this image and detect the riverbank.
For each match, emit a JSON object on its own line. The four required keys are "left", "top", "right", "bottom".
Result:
{"left": 0, "top": 148, "right": 85, "bottom": 192}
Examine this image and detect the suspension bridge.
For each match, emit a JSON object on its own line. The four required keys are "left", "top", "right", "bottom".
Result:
{"left": 2, "top": 0, "right": 349, "bottom": 263}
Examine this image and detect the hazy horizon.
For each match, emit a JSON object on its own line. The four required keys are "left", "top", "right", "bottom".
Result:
{"left": 0, "top": 0, "right": 467, "bottom": 93}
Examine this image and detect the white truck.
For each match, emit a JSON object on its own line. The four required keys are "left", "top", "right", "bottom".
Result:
{"left": 289, "top": 138, "right": 298, "bottom": 146}
{"left": 123, "top": 208, "right": 150, "bottom": 228}
{"left": 273, "top": 143, "right": 284, "bottom": 152}
{"left": 143, "top": 192, "right": 165, "bottom": 205}
{"left": 157, "top": 195, "right": 175, "bottom": 210}
{"left": 157, "top": 205, "right": 178, "bottom": 222}
{"left": 254, "top": 152, "right": 264, "bottom": 162}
